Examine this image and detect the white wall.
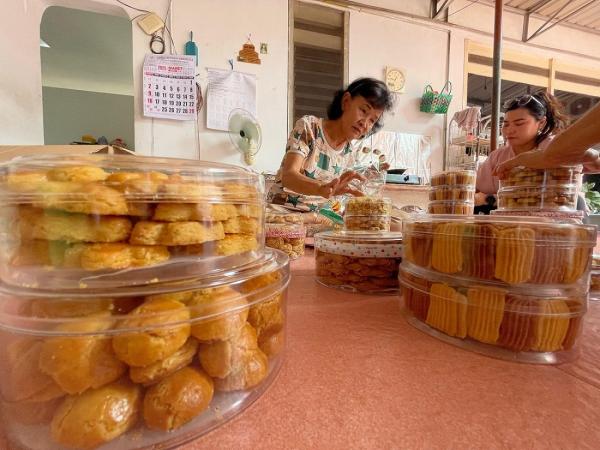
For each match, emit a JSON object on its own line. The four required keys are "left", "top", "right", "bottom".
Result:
{"left": 42, "top": 87, "right": 135, "bottom": 147}
{"left": 348, "top": 11, "right": 450, "bottom": 173}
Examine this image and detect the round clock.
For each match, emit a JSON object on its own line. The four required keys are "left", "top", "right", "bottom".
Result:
{"left": 385, "top": 67, "right": 405, "bottom": 93}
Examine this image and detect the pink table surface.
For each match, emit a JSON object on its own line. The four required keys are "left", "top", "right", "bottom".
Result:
{"left": 187, "top": 249, "right": 600, "bottom": 449}
{"left": 2, "top": 249, "right": 598, "bottom": 449}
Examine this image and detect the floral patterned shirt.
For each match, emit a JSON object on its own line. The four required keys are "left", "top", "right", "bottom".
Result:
{"left": 267, "top": 115, "right": 355, "bottom": 211}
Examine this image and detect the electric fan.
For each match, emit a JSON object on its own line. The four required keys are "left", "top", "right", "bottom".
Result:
{"left": 228, "top": 108, "right": 262, "bottom": 165}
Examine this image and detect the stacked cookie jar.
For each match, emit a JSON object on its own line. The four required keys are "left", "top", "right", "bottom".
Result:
{"left": 401, "top": 214, "right": 596, "bottom": 364}
{"left": 314, "top": 196, "right": 403, "bottom": 294}
{"left": 0, "top": 154, "right": 289, "bottom": 449}
{"left": 428, "top": 170, "right": 475, "bottom": 215}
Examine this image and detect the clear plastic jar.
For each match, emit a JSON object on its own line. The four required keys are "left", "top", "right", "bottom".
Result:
{"left": 265, "top": 212, "right": 306, "bottom": 260}
{"left": 314, "top": 231, "right": 402, "bottom": 294}
{"left": 430, "top": 170, "right": 476, "bottom": 187}
{"left": 497, "top": 185, "right": 579, "bottom": 212}
{"left": 428, "top": 185, "right": 475, "bottom": 202}
{"left": 499, "top": 166, "right": 582, "bottom": 188}
{"left": 403, "top": 214, "right": 596, "bottom": 287}
{"left": 0, "top": 249, "right": 289, "bottom": 450}
{"left": 0, "top": 154, "right": 265, "bottom": 290}
{"left": 427, "top": 200, "right": 474, "bottom": 215}
{"left": 400, "top": 262, "right": 586, "bottom": 364}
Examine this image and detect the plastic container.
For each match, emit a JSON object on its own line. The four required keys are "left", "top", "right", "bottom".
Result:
{"left": 403, "top": 214, "right": 596, "bottom": 288}
{"left": 0, "top": 154, "right": 265, "bottom": 290}
{"left": 344, "top": 215, "right": 391, "bottom": 232}
{"left": 265, "top": 212, "right": 306, "bottom": 260}
{"left": 428, "top": 185, "right": 475, "bottom": 202}
{"left": 491, "top": 208, "right": 584, "bottom": 224}
{"left": 345, "top": 196, "right": 392, "bottom": 215}
{"left": 0, "top": 248, "right": 289, "bottom": 450}
{"left": 590, "top": 255, "right": 600, "bottom": 301}
{"left": 497, "top": 185, "right": 579, "bottom": 211}
{"left": 499, "top": 166, "right": 582, "bottom": 188}
{"left": 430, "top": 170, "right": 476, "bottom": 187}
{"left": 314, "top": 231, "right": 402, "bottom": 294}
{"left": 399, "top": 262, "right": 586, "bottom": 364}
{"left": 427, "top": 200, "right": 474, "bottom": 215}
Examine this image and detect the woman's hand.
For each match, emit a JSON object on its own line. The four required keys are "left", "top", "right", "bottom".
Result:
{"left": 474, "top": 192, "right": 489, "bottom": 206}
{"left": 319, "top": 171, "right": 366, "bottom": 198}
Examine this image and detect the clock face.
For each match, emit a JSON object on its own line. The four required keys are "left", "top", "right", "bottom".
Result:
{"left": 386, "top": 68, "right": 405, "bottom": 93}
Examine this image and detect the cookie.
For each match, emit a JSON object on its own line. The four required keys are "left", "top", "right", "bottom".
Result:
{"left": 153, "top": 203, "right": 238, "bottom": 222}
{"left": 106, "top": 171, "right": 168, "bottom": 194}
{"left": 8, "top": 239, "right": 70, "bottom": 266}
{"left": 189, "top": 287, "right": 249, "bottom": 342}
{"left": 47, "top": 165, "right": 108, "bottom": 182}
{"left": 400, "top": 271, "right": 431, "bottom": 321}
{"left": 466, "top": 286, "right": 506, "bottom": 344}
{"left": 34, "top": 182, "right": 129, "bottom": 215}
{"left": 494, "top": 227, "right": 535, "bottom": 284}
{"left": 63, "top": 243, "right": 170, "bottom": 270}
{"left": 531, "top": 226, "right": 570, "bottom": 284}
{"left": 431, "top": 222, "right": 464, "bottom": 274}
{"left": 530, "top": 300, "right": 570, "bottom": 352}
{"left": 19, "top": 207, "right": 131, "bottom": 243}
{"left": 130, "top": 338, "right": 198, "bottom": 386}
{"left": 129, "top": 220, "right": 225, "bottom": 246}
{"left": 563, "top": 228, "right": 593, "bottom": 283}
{"left": 462, "top": 223, "right": 498, "bottom": 280}
{"left": 199, "top": 323, "right": 259, "bottom": 378}
{"left": 222, "top": 216, "right": 259, "bottom": 234}
{"left": 213, "top": 348, "right": 268, "bottom": 392}
{"left": 426, "top": 283, "right": 468, "bottom": 338}
{"left": 498, "top": 295, "right": 534, "bottom": 351}
{"left": 404, "top": 222, "right": 433, "bottom": 268}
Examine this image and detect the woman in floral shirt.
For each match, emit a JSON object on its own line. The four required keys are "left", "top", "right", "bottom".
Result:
{"left": 268, "top": 78, "right": 393, "bottom": 211}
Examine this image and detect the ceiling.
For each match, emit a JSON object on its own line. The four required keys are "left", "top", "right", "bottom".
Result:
{"left": 505, "top": 0, "right": 600, "bottom": 33}
{"left": 41, "top": 6, "right": 134, "bottom": 96}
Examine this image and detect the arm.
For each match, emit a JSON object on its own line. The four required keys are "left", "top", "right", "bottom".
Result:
{"left": 281, "top": 153, "right": 365, "bottom": 198}
{"left": 495, "top": 103, "right": 600, "bottom": 177}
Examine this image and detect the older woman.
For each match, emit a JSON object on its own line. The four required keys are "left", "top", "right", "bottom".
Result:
{"left": 268, "top": 77, "right": 393, "bottom": 211}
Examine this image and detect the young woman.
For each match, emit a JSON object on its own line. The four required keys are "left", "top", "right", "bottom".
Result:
{"left": 475, "top": 92, "right": 569, "bottom": 211}
{"left": 268, "top": 77, "right": 394, "bottom": 211}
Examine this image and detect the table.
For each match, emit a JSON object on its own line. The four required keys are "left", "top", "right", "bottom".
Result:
{"left": 188, "top": 249, "right": 600, "bottom": 449}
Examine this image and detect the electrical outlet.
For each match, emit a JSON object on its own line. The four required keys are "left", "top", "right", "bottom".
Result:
{"left": 137, "top": 13, "right": 164, "bottom": 36}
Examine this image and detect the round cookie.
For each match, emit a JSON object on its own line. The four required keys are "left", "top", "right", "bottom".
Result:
{"left": 50, "top": 379, "right": 141, "bottom": 450}
{"left": 130, "top": 338, "right": 198, "bottom": 385}
{"left": 63, "top": 243, "right": 170, "bottom": 270}
{"left": 2, "top": 397, "right": 63, "bottom": 425}
{"left": 28, "top": 298, "right": 113, "bottom": 318}
{"left": 247, "top": 294, "right": 284, "bottom": 337}
{"left": 112, "top": 298, "right": 191, "bottom": 367}
{"left": 213, "top": 348, "right": 268, "bottom": 392}
{"left": 258, "top": 329, "right": 285, "bottom": 358}
{"left": 143, "top": 367, "right": 214, "bottom": 431}
{"left": 188, "top": 287, "right": 248, "bottom": 342}
{"left": 198, "top": 323, "right": 259, "bottom": 378}
{"left": 47, "top": 165, "right": 108, "bottom": 182}
{"left": 39, "top": 313, "right": 126, "bottom": 395}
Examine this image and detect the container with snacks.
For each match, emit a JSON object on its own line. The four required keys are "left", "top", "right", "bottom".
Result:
{"left": 491, "top": 208, "right": 584, "bottom": 224}
{"left": 314, "top": 231, "right": 402, "bottom": 294}
{"left": 399, "top": 262, "right": 586, "bottom": 364}
{"left": 427, "top": 200, "right": 474, "bottom": 215}
{"left": 265, "top": 211, "right": 306, "bottom": 260}
{"left": 0, "top": 248, "right": 289, "bottom": 450}
{"left": 497, "top": 185, "right": 579, "bottom": 212}
{"left": 499, "top": 166, "right": 582, "bottom": 189}
{"left": 428, "top": 185, "right": 475, "bottom": 202}
{"left": 590, "top": 255, "right": 600, "bottom": 301}
{"left": 403, "top": 214, "right": 596, "bottom": 288}
{"left": 344, "top": 196, "right": 392, "bottom": 231}
{"left": 430, "top": 170, "right": 476, "bottom": 187}
{"left": 0, "top": 154, "right": 265, "bottom": 290}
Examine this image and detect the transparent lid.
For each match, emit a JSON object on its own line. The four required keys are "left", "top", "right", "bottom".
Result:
{"left": 315, "top": 230, "right": 402, "bottom": 244}
{"left": 400, "top": 262, "right": 587, "bottom": 316}
{"left": 430, "top": 170, "right": 476, "bottom": 186}
{"left": 429, "top": 184, "right": 476, "bottom": 191}
{"left": 345, "top": 196, "right": 392, "bottom": 214}
{"left": 265, "top": 222, "right": 306, "bottom": 239}
{"left": 502, "top": 165, "right": 582, "bottom": 185}
{"left": 498, "top": 185, "right": 578, "bottom": 194}
{"left": 0, "top": 249, "right": 289, "bottom": 336}
{"left": 0, "top": 154, "right": 264, "bottom": 204}
{"left": 403, "top": 214, "right": 597, "bottom": 245}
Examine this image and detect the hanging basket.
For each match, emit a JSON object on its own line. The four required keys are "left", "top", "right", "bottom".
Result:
{"left": 420, "top": 81, "right": 453, "bottom": 114}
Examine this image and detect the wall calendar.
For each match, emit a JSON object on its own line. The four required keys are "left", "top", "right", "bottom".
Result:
{"left": 143, "top": 54, "right": 197, "bottom": 121}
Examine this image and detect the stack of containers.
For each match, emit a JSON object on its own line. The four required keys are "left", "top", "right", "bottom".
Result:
{"left": 0, "top": 154, "right": 290, "bottom": 449}
{"left": 428, "top": 170, "right": 475, "bottom": 215}
{"left": 494, "top": 166, "right": 584, "bottom": 221}
{"left": 265, "top": 210, "right": 306, "bottom": 260}
{"left": 314, "top": 196, "right": 403, "bottom": 294}
{"left": 401, "top": 214, "right": 596, "bottom": 364}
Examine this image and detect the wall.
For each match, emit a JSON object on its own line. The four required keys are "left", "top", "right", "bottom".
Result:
{"left": 42, "top": 87, "right": 135, "bottom": 146}
{"left": 348, "top": 11, "right": 450, "bottom": 173}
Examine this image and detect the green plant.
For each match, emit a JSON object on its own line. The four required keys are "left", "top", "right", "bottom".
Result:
{"left": 581, "top": 181, "right": 600, "bottom": 213}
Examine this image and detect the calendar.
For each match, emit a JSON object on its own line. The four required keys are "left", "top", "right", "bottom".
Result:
{"left": 143, "top": 54, "right": 197, "bottom": 121}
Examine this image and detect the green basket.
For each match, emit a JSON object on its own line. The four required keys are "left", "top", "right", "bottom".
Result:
{"left": 420, "top": 81, "right": 453, "bottom": 114}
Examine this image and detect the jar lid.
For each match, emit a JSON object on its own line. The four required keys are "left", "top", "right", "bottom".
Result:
{"left": 314, "top": 231, "right": 402, "bottom": 258}
{"left": 0, "top": 154, "right": 263, "bottom": 204}
{"left": 0, "top": 249, "right": 290, "bottom": 336}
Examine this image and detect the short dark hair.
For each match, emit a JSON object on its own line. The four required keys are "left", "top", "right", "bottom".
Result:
{"left": 504, "top": 91, "right": 569, "bottom": 144}
{"left": 327, "top": 77, "right": 394, "bottom": 134}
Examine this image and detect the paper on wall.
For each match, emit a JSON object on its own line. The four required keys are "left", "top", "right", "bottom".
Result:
{"left": 143, "top": 54, "right": 197, "bottom": 121}
{"left": 206, "top": 68, "right": 257, "bottom": 131}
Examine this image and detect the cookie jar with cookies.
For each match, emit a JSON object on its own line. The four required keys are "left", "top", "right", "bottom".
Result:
{"left": 344, "top": 196, "right": 392, "bottom": 232}
{"left": 401, "top": 214, "right": 596, "bottom": 363}
{"left": 428, "top": 170, "right": 475, "bottom": 215}
{"left": 265, "top": 210, "right": 306, "bottom": 260}
{"left": 0, "top": 154, "right": 291, "bottom": 449}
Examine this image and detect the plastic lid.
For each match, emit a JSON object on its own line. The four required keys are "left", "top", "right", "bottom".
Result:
{"left": 0, "top": 154, "right": 263, "bottom": 204}
{"left": 265, "top": 223, "right": 306, "bottom": 239}
{"left": 315, "top": 231, "right": 402, "bottom": 258}
{"left": 0, "top": 248, "right": 290, "bottom": 336}
{"left": 429, "top": 184, "right": 476, "bottom": 191}
{"left": 315, "top": 230, "right": 402, "bottom": 244}
{"left": 400, "top": 262, "right": 587, "bottom": 315}
{"left": 403, "top": 214, "right": 597, "bottom": 245}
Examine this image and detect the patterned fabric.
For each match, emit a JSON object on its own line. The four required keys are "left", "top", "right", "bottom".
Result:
{"left": 268, "top": 115, "right": 355, "bottom": 211}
